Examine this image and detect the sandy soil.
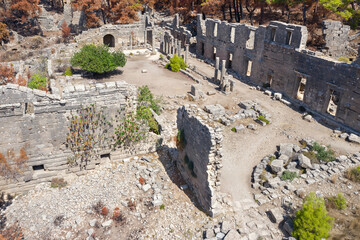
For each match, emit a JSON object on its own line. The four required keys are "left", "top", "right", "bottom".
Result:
{"left": 107, "top": 53, "right": 360, "bottom": 206}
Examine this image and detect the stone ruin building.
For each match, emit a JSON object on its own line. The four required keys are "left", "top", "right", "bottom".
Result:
{"left": 1, "top": 11, "right": 360, "bottom": 219}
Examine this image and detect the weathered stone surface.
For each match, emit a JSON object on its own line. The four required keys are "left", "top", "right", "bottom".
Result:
{"left": 204, "top": 104, "right": 225, "bottom": 117}
{"left": 270, "top": 160, "right": 284, "bottom": 173}
{"left": 348, "top": 134, "right": 360, "bottom": 144}
{"left": 298, "top": 154, "right": 313, "bottom": 169}
{"left": 224, "top": 229, "right": 240, "bottom": 240}
{"left": 268, "top": 208, "right": 283, "bottom": 223}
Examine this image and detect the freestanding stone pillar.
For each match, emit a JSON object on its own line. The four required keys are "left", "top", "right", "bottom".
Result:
{"left": 185, "top": 44, "right": 189, "bottom": 64}
{"left": 144, "top": 29, "right": 147, "bottom": 47}
{"left": 152, "top": 31, "right": 156, "bottom": 54}
{"left": 214, "top": 57, "right": 220, "bottom": 83}
{"left": 220, "top": 60, "right": 226, "bottom": 84}
{"left": 174, "top": 39, "right": 178, "bottom": 56}
{"left": 130, "top": 34, "right": 133, "bottom": 50}
{"left": 178, "top": 41, "right": 182, "bottom": 57}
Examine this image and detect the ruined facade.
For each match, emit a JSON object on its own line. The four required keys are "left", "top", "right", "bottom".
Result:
{"left": 0, "top": 81, "right": 158, "bottom": 193}
{"left": 195, "top": 15, "right": 360, "bottom": 133}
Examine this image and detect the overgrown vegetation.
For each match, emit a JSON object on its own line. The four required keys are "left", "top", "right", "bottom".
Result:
{"left": 338, "top": 56, "right": 350, "bottom": 63}
{"left": 0, "top": 64, "right": 26, "bottom": 86}
{"left": 50, "top": 178, "right": 68, "bottom": 189}
{"left": 165, "top": 54, "right": 187, "bottom": 72}
{"left": 176, "top": 129, "right": 186, "bottom": 150}
{"left": 302, "top": 141, "right": 336, "bottom": 163}
{"left": 0, "top": 22, "right": 9, "bottom": 43}
{"left": 66, "top": 104, "right": 111, "bottom": 169}
{"left": 27, "top": 73, "right": 47, "bottom": 91}
{"left": 345, "top": 165, "right": 360, "bottom": 183}
{"left": 231, "top": 127, "right": 236, "bottom": 132}
{"left": 0, "top": 147, "right": 28, "bottom": 180}
{"left": 326, "top": 193, "right": 347, "bottom": 210}
{"left": 280, "top": 170, "right": 297, "bottom": 181}
{"left": 114, "top": 110, "right": 147, "bottom": 148}
{"left": 64, "top": 67, "right": 73, "bottom": 76}
{"left": 257, "top": 115, "right": 270, "bottom": 124}
{"left": 70, "top": 44, "right": 126, "bottom": 74}
{"left": 293, "top": 192, "right": 334, "bottom": 240}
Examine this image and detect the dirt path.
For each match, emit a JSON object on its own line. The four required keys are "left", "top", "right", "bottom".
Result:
{"left": 111, "top": 54, "right": 360, "bottom": 205}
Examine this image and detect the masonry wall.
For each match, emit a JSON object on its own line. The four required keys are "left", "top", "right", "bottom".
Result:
{"left": 0, "top": 81, "right": 142, "bottom": 193}
{"left": 176, "top": 105, "right": 223, "bottom": 216}
{"left": 196, "top": 15, "right": 360, "bottom": 133}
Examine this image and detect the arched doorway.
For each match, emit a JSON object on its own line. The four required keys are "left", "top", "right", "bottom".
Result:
{"left": 103, "top": 34, "right": 115, "bottom": 47}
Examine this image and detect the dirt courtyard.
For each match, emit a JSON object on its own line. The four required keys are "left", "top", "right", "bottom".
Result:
{"left": 109, "top": 53, "right": 360, "bottom": 206}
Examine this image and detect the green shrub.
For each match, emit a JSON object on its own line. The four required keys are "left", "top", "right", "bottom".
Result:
{"left": 136, "top": 106, "right": 159, "bottom": 134}
{"left": 345, "top": 165, "right": 360, "bottom": 183}
{"left": 28, "top": 74, "right": 47, "bottom": 90}
{"left": 327, "top": 193, "right": 347, "bottom": 210}
{"left": 303, "top": 151, "right": 319, "bottom": 164}
{"left": 312, "top": 142, "right": 336, "bottom": 162}
{"left": 64, "top": 67, "right": 73, "bottom": 76}
{"left": 231, "top": 127, "right": 236, "bottom": 132}
{"left": 160, "top": 204, "right": 165, "bottom": 210}
{"left": 257, "top": 115, "right": 269, "bottom": 124}
{"left": 165, "top": 54, "right": 187, "bottom": 72}
{"left": 280, "top": 170, "right": 297, "bottom": 181}
{"left": 338, "top": 56, "right": 350, "bottom": 63}
{"left": 293, "top": 192, "right": 334, "bottom": 240}
{"left": 177, "top": 129, "right": 186, "bottom": 150}
{"left": 138, "top": 85, "right": 161, "bottom": 115}
{"left": 70, "top": 44, "right": 126, "bottom": 74}
{"left": 159, "top": 54, "right": 164, "bottom": 60}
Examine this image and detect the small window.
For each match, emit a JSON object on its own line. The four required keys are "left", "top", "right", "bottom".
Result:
{"left": 327, "top": 89, "right": 340, "bottom": 116}
{"left": 214, "top": 23, "right": 218, "bottom": 37}
{"left": 230, "top": 27, "right": 235, "bottom": 43}
{"left": 213, "top": 47, "right": 217, "bottom": 60}
{"left": 24, "top": 102, "right": 34, "bottom": 115}
{"left": 100, "top": 153, "right": 110, "bottom": 159}
{"left": 246, "top": 60, "right": 252, "bottom": 77}
{"left": 246, "top": 30, "right": 255, "bottom": 49}
{"left": 228, "top": 53, "right": 233, "bottom": 69}
{"left": 271, "top": 27, "right": 276, "bottom": 42}
{"left": 286, "top": 31, "right": 292, "bottom": 45}
{"left": 33, "top": 164, "right": 44, "bottom": 171}
{"left": 296, "top": 77, "right": 307, "bottom": 101}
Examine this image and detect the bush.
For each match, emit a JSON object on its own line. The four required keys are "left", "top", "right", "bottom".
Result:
{"left": 70, "top": 44, "right": 126, "bottom": 74}
{"left": 326, "top": 193, "right": 347, "bottom": 210}
{"left": 50, "top": 178, "right": 68, "bottom": 189}
{"left": 160, "top": 204, "right": 165, "bottom": 210}
{"left": 64, "top": 67, "right": 73, "bottom": 76}
{"left": 338, "top": 56, "right": 350, "bottom": 63}
{"left": 165, "top": 54, "right": 187, "bottom": 72}
{"left": 293, "top": 192, "right": 334, "bottom": 240}
{"left": 257, "top": 115, "right": 269, "bottom": 124}
{"left": 345, "top": 165, "right": 360, "bottom": 183}
{"left": 312, "top": 142, "right": 336, "bottom": 162}
{"left": 231, "top": 127, "right": 236, "bottom": 132}
{"left": 138, "top": 85, "right": 161, "bottom": 115}
{"left": 28, "top": 74, "right": 47, "bottom": 90}
{"left": 280, "top": 170, "right": 297, "bottom": 181}
{"left": 136, "top": 106, "right": 159, "bottom": 134}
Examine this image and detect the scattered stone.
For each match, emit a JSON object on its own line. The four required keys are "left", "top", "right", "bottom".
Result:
{"left": 268, "top": 208, "right": 283, "bottom": 223}
{"left": 274, "top": 92, "right": 282, "bottom": 100}
{"left": 298, "top": 154, "right": 313, "bottom": 169}
{"left": 102, "top": 220, "right": 113, "bottom": 227}
{"left": 270, "top": 160, "right": 284, "bottom": 173}
{"left": 141, "top": 69, "right": 148, "bottom": 73}
{"left": 348, "top": 133, "right": 360, "bottom": 144}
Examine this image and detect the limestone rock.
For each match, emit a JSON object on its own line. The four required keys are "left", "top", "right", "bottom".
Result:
{"left": 298, "top": 154, "right": 313, "bottom": 169}
{"left": 270, "top": 160, "right": 284, "bottom": 173}
{"left": 268, "top": 208, "right": 283, "bottom": 223}
{"left": 224, "top": 229, "right": 240, "bottom": 240}
{"left": 348, "top": 133, "right": 360, "bottom": 144}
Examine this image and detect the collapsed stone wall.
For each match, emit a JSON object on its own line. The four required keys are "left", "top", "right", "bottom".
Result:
{"left": 322, "top": 20, "right": 351, "bottom": 58}
{"left": 195, "top": 15, "right": 360, "bottom": 134}
{"left": 0, "top": 81, "right": 157, "bottom": 194}
{"left": 176, "top": 105, "right": 224, "bottom": 216}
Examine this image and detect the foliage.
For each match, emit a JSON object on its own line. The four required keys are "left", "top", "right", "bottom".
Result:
{"left": 326, "top": 193, "right": 347, "bottom": 210}
{"left": 0, "top": 22, "right": 9, "bottom": 43}
{"left": 177, "top": 129, "right": 186, "bottom": 150}
{"left": 61, "top": 21, "right": 71, "bottom": 41}
{"left": 114, "top": 109, "right": 147, "bottom": 148}
{"left": 128, "top": 199, "right": 136, "bottom": 211}
{"left": 280, "top": 170, "right": 297, "bottom": 181}
{"left": 320, "top": 0, "right": 358, "bottom": 25}
{"left": 136, "top": 106, "right": 159, "bottom": 134}
{"left": 160, "top": 204, "right": 165, "bottom": 210}
{"left": 66, "top": 104, "right": 112, "bottom": 169}
{"left": 312, "top": 142, "right": 336, "bottom": 162}
{"left": 345, "top": 165, "right": 360, "bottom": 183}
{"left": 338, "top": 56, "right": 350, "bottom": 63}
{"left": 64, "top": 67, "right": 73, "bottom": 76}
{"left": 72, "top": 0, "right": 101, "bottom": 28}
{"left": 293, "top": 192, "right": 334, "bottom": 240}
{"left": 165, "top": 54, "right": 187, "bottom": 72}
{"left": 231, "top": 127, "right": 236, "bottom": 132}
{"left": 0, "top": 222, "right": 24, "bottom": 240}
{"left": 258, "top": 115, "right": 270, "bottom": 124}
{"left": 9, "top": 0, "right": 41, "bottom": 23}
{"left": 0, "top": 64, "right": 15, "bottom": 85}
{"left": 70, "top": 44, "right": 127, "bottom": 74}
{"left": 112, "top": 207, "right": 126, "bottom": 224}
{"left": 159, "top": 54, "right": 164, "bottom": 60}
{"left": 101, "top": 206, "right": 109, "bottom": 216}
{"left": 139, "top": 176, "right": 146, "bottom": 185}
{"left": 0, "top": 147, "right": 28, "bottom": 180}
{"left": 27, "top": 73, "right": 46, "bottom": 91}
{"left": 138, "top": 85, "right": 161, "bottom": 115}
{"left": 50, "top": 178, "right": 68, "bottom": 189}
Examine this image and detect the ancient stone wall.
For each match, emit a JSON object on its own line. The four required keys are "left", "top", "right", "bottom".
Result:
{"left": 176, "top": 105, "right": 224, "bottom": 216}
{"left": 0, "top": 81, "right": 154, "bottom": 194}
{"left": 322, "top": 20, "right": 350, "bottom": 58}
{"left": 196, "top": 15, "right": 360, "bottom": 134}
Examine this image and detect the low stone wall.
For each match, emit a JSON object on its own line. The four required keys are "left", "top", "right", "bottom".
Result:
{"left": 176, "top": 105, "right": 224, "bottom": 216}
{"left": 0, "top": 80, "right": 158, "bottom": 194}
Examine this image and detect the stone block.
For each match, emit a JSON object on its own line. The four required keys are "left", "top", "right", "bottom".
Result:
{"left": 270, "top": 160, "right": 284, "bottom": 173}
{"left": 348, "top": 133, "right": 360, "bottom": 144}
{"left": 268, "top": 208, "right": 283, "bottom": 223}
{"left": 298, "top": 154, "right": 313, "bottom": 169}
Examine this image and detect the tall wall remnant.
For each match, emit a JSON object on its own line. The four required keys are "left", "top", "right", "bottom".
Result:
{"left": 196, "top": 15, "right": 360, "bottom": 133}
{"left": 176, "top": 105, "right": 225, "bottom": 216}
{"left": 322, "top": 20, "right": 351, "bottom": 58}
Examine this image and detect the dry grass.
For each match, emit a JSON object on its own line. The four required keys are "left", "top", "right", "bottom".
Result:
{"left": 329, "top": 206, "right": 360, "bottom": 240}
